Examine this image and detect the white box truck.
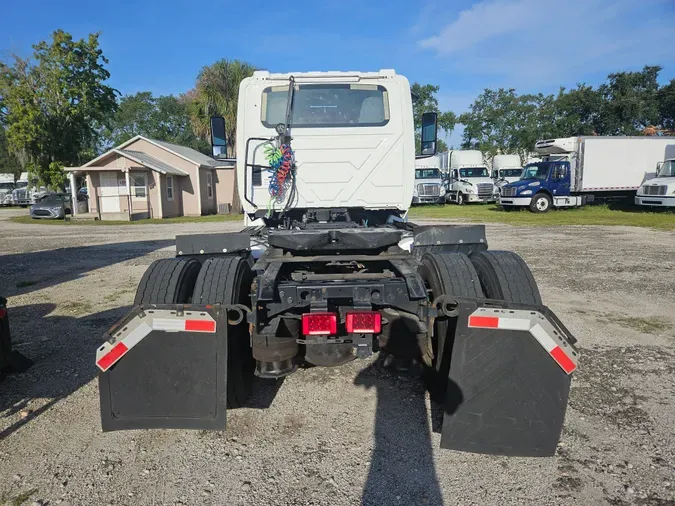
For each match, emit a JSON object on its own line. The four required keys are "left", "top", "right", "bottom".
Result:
{"left": 500, "top": 136, "right": 675, "bottom": 212}
{"left": 446, "top": 150, "right": 496, "bottom": 204}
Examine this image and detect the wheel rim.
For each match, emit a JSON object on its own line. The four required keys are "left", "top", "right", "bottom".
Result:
{"left": 536, "top": 197, "right": 549, "bottom": 211}
{"left": 458, "top": 194, "right": 463, "bottom": 205}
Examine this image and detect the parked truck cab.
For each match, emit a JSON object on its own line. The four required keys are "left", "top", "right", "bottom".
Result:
{"left": 636, "top": 158, "right": 675, "bottom": 207}
{"left": 446, "top": 150, "right": 496, "bottom": 205}
{"left": 492, "top": 154, "right": 523, "bottom": 193}
{"left": 412, "top": 167, "right": 446, "bottom": 204}
{"left": 499, "top": 160, "right": 583, "bottom": 212}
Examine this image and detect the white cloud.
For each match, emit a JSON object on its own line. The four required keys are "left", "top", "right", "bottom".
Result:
{"left": 418, "top": 0, "right": 675, "bottom": 86}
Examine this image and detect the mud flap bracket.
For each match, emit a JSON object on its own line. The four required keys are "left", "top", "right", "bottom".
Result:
{"left": 439, "top": 298, "right": 577, "bottom": 457}
{"left": 98, "top": 304, "right": 229, "bottom": 432}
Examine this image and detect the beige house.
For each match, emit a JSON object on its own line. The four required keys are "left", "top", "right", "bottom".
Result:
{"left": 65, "top": 136, "right": 236, "bottom": 220}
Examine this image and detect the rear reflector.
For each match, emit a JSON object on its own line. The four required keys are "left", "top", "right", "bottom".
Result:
{"left": 0, "top": 308, "right": 6, "bottom": 319}
{"left": 346, "top": 312, "right": 382, "bottom": 334}
{"left": 302, "top": 313, "right": 337, "bottom": 336}
{"left": 96, "top": 342, "right": 129, "bottom": 371}
{"left": 467, "top": 309, "right": 578, "bottom": 375}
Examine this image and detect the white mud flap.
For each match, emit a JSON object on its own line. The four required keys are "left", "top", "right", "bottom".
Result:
{"left": 440, "top": 299, "right": 578, "bottom": 457}
{"left": 97, "top": 305, "right": 229, "bottom": 431}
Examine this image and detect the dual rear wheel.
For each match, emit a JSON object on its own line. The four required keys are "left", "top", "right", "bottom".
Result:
{"left": 418, "top": 250, "right": 541, "bottom": 400}
{"left": 134, "top": 256, "right": 255, "bottom": 409}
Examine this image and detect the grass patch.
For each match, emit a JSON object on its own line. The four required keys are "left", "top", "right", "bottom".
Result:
{"left": 15, "top": 280, "right": 37, "bottom": 288}
{"left": 409, "top": 203, "right": 675, "bottom": 230}
{"left": 610, "top": 315, "right": 672, "bottom": 334}
{"left": 10, "top": 213, "right": 242, "bottom": 226}
{"left": 60, "top": 300, "right": 94, "bottom": 315}
{"left": 0, "top": 488, "right": 38, "bottom": 506}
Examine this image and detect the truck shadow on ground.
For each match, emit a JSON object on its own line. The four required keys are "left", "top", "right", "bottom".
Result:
{"left": 0, "top": 302, "right": 282, "bottom": 440}
{"left": 0, "top": 303, "right": 129, "bottom": 440}
{"left": 0, "top": 239, "right": 174, "bottom": 297}
{"left": 354, "top": 355, "right": 463, "bottom": 506}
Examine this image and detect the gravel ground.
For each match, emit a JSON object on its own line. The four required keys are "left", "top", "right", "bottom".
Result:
{"left": 1, "top": 208, "right": 674, "bottom": 506}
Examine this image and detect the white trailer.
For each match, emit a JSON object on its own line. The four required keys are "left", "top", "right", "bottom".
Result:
{"left": 500, "top": 136, "right": 675, "bottom": 212}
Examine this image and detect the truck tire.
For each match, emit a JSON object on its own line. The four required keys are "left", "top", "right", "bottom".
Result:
{"left": 418, "top": 253, "right": 484, "bottom": 401}
{"left": 134, "top": 258, "right": 201, "bottom": 305}
{"left": 456, "top": 193, "right": 465, "bottom": 205}
{"left": 193, "top": 256, "right": 255, "bottom": 409}
{"left": 530, "top": 193, "right": 551, "bottom": 213}
{"left": 470, "top": 251, "right": 542, "bottom": 305}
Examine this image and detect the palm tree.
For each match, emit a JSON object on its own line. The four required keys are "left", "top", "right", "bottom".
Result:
{"left": 189, "top": 59, "right": 257, "bottom": 158}
{"left": 189, "top": 59, "right": 256, "bottom": 214}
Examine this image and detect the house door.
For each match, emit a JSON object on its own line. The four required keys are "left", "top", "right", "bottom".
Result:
{"left": 99, "top": 172, "right": 121, "bottom": 213}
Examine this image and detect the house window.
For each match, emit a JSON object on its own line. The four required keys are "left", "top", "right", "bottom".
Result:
{"left": 167, "top": 175, "right": 174, "bottom": 201}
{"left": 206, "top": 172, "right": 213, "bottom": 199}
{"left": 130, "top": 173, "right": 147, "bottom": 198}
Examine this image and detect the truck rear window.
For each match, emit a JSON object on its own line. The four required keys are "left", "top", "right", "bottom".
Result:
{"left": 261, "top": 84, "right": 390, "bottom": 128}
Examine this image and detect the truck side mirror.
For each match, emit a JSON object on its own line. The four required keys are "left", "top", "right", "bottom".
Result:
{"left": 421, "top": 112, "right": 438, "bottom": 156}
{"left": 210, "top": 116, "right": 227, "bottom": 158}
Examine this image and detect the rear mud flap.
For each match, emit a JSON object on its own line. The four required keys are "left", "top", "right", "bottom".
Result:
{"left": 440, "top": 299, "right": 578, "bottom": 457}
{"left": 97, "top": 305, "right": 229, "bottom": 432}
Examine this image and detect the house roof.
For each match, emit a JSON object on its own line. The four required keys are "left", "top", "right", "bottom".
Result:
{"left": 80, "top": 134, "right": 222, "bottom": 170}
{"left": 115, "top": 150, "right": 189, "bottom": 176}
{"left": 150, "top": 139, "right": 221, "bottom": 167}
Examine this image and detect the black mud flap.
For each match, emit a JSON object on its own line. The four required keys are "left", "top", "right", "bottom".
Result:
{"left": 440, "top": 299, "right": 578, "bottom": 457}
{"left": 97, "top": 304, "right": 229, "bottom": 432}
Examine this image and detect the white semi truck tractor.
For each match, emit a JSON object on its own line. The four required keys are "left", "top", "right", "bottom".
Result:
{"left": 492, "top": 154, "right": 523, "bottom": 192}
{"left": 95, "top": 70, "right": 578, "bottom": 457}
{"left": 446, "top": 150, "right": 496, "bottom": 204}
{"left": 635, "top": 157, "right": 675, "bottom": 208}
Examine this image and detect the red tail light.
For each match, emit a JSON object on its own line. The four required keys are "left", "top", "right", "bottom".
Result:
{"left": 302, "top": 313, "right": 337, "bottom": 335}
{"left": 346, "top": 312, "right": 381, "bottom": 334}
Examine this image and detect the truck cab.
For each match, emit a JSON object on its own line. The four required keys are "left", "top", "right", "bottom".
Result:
{"left": 500, "top": 159, "right": 583, "bottom": 212}
{"left": 0, "top": 175, "right": 15, "bottom": 206}
{"left": 636, "top": 158, "right": 675, "bottom": 207}
{"left": 492, "top": 154, "right": 523, "bottom": 192}
{"left": 446, "top": 150, "right": 496, "bottom": 205}
{"left": 413, "top": 167, "right": 446, "bottom": 204}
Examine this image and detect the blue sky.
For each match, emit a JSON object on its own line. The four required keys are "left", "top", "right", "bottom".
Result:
{"left": 3, "top": 0, "right": 675, "bottom": 146}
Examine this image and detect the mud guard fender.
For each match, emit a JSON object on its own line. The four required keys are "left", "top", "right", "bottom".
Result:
{"left": 97, "top": 304, "right": 232, "bottom": 432}
{"left": 440, "top": 298, "right": 578, "bottom": 457}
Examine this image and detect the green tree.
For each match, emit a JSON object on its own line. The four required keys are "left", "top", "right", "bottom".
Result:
{"left": 0, "top": 30, "right": 117, "bottom": 189}
{"left": 188, "top": 59, "right": 257, "bottom": 158}
{"left": 104, "top": 92, "right": 208, "bottom": 152}
{"left": 0, "top": 127, "right": 21, "bottom": 178}
{"left": 460, "top": 88, "right": 557, "bottom": 163}
{"left": 657, "top": 78, "right": 675, "bottom": 132}
{"left": 411, "top": 83, "right": 456, "bottom": 152}
{"left": 553, "top": 84, "right": 603, "bottom": 136}
{"left": 597, "top": 66, "right": 661, "bottom": 135}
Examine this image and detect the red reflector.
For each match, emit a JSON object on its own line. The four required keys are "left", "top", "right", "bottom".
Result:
{"left": 346, "top": 312, "right": 381, "bottom": 333}
{"left": 302, "top": 313, "right": 337, "bottom": 335}
{"left": 97, "top": 342, "right": 129, "bottom": 371}
{"left": 185, "top": 319, "right": 216, "bottom": 332}
{"left": 0, "top": 308, "right": 6, "bottom": 319}
{"left": 550, "top": 346, "right": 576, "bottom": 374}
{"left": 468, "top": 315, "right": 499, "bottom": 328}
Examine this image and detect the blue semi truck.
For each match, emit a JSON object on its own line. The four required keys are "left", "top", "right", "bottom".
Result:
{"left": 500, "top": 136, "right": 675, "bottom": 213}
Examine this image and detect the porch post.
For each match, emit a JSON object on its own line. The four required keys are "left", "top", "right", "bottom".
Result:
{"left": 125, "top": 170, "right": 132, "bottom": 220}
{"left": 69, "top": 171, "right": 78, "bottom": 216}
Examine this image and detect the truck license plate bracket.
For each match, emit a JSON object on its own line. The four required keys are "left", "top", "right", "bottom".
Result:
{"left": 440, "top": 298, "right": 576, "bottom": 457}
{"left": 98, "top": 304, "right": 228, "bottom": 432}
